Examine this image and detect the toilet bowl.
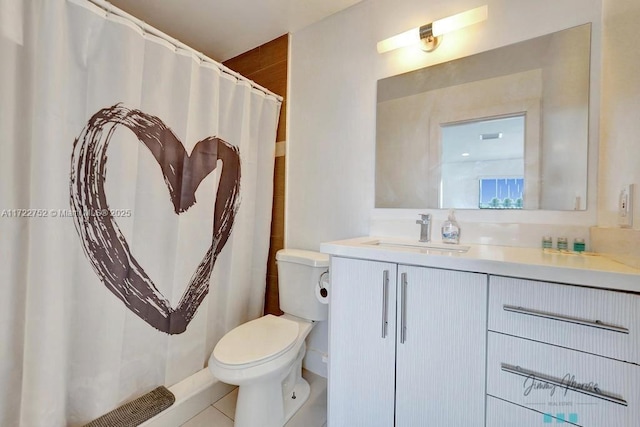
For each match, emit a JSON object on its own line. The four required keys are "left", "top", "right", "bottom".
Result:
{"left": 210, "top": 314, "right": 314, "bottom": 427}
{"left": 208, "top": 249, "right": 329, "bottom": 427}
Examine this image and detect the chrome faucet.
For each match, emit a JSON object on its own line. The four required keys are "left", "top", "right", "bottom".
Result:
{"left": 416, "top": 214, "right": 432, "bottom": 242}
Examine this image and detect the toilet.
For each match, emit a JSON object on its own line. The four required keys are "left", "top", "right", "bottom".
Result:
{"left": 209, "top": 249, "right": 329, "bottom": 427}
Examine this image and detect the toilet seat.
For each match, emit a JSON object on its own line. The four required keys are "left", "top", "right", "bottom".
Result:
{"left": 213, "top": 315, "right": 299, "bottom": 368}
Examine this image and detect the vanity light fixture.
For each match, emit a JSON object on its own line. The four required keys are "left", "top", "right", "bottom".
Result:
{"left": 377, "top": 5, "right": 488, "bottom": 53}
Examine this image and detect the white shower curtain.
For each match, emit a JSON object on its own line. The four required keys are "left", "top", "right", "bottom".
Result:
{"left": 0, "top": 1, "right": 281, "bottom": 425}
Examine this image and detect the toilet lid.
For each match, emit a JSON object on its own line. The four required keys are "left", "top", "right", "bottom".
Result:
{"left": 213, "top": 315, "right": 299, "bottom": 366}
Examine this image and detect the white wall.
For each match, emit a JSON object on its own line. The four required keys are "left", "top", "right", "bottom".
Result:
{"left": 286, "top": 2, "right": 377, "bottom": 251}
{"left": 287, "top": 0, "right": 603, "bottom": 375}
{"left": 287, "top": 0, "right": 602, "bottom": 253}
{"left": 599, "top": 0, "right": 640, "bottom": 229}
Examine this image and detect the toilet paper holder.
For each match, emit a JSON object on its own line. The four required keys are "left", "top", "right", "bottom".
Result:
{"left": 318, "top": 270, "right": 329, "bottom": 298}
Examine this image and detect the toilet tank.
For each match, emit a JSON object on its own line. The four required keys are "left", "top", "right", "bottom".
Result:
{"left": 276, "top": 249, "right": 329, "bottom": 321}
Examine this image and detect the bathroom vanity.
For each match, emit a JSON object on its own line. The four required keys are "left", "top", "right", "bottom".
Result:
{"left": 320, "top": 237, "right": 640, "bottom": 427}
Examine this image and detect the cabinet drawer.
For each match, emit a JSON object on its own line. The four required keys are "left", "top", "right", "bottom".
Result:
{"left": 487, "top": 332, "right": 640, "bottom": 427}
{"left": 487, "top": 395, "right": 580, "bottom": 426}
{"left": 489, "top": 276, "right": 640, "bottom": 363}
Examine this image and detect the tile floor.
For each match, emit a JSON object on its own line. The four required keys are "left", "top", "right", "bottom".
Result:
{"left": 180, "top": 370, "right": 327, "bottom": 427}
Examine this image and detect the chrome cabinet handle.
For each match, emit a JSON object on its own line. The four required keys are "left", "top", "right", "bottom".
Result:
{"left": 503, "top": 305, "right": 629, "bottom": 334}
{"left": 400, "top": 272, "right": 407, "bottom": 344}
{"left": 501, "top": 363, "right": 628, "bottom": 406}
{"left": 381, "top": 270, "right": 389, "bottom": 338}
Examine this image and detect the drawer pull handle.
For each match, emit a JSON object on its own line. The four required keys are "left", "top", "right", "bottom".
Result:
{"left": 503, "top": 305, "right": 629, "bottom": 334}
{"left": 400, "top": 272, "right": 408, "bottom": 344}
{"left": 501, "top": 363, "right": 628, "bottom": 406}
{"left": 382, "top": 270, "right": 389, "bottom": 339}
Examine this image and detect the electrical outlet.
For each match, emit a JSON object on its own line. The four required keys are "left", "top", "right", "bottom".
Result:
{"left": 618, "top": 184, "right": 634, "bottom": 228}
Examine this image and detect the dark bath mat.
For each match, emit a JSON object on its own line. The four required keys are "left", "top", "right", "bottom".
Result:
{"left": 83, "top": 386, "right": 175, "bottom": 427}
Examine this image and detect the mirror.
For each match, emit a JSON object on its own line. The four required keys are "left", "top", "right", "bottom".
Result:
{"left": 375, "top": 24, "right": 591, "bottom": 210}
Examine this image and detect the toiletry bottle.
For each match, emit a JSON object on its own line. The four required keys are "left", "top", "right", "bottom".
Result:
{"left": 441, "top": 210, "right": 460, "bottom": 244}
{"left": 557, "top": 237, "right": 568, "bottom": 251}
{"left": 573, "top": 238, "right": 586, "bottom": 252}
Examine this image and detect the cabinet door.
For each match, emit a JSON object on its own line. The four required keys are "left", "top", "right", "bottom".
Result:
{"left": 328, "top": 257, "right": 397, "bottom": 427}
{"left": 395, "top": 265, "right": 487, "bottom": 427}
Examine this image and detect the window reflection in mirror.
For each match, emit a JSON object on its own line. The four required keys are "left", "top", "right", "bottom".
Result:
{"left": 479, "top": 178, "right": 524, "bottom": 209}
{"left": 440, "top": 115, "right": 525, "bottom": 209}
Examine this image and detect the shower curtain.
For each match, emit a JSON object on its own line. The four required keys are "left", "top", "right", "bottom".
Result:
{"left": 0, "top": 0, "right": 281, "bottom": 425}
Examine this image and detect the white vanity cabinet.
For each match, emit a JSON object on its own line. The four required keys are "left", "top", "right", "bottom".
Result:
{"left": 486, "top": 276, "right": 640, "bottom": 426}
{"left": 322, "top": 237, "right": 640, "bottom": 427}
{"left": 327, "top": 256, "right": 487, "bottom": 427}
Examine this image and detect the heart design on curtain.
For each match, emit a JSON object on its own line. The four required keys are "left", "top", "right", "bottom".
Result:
{"left": 70, "top": 104, "right": 241, "bottom": 335}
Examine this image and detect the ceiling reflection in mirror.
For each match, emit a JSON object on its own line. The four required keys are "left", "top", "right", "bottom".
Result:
{"left": 375, "top": 23, "right": 591, "bottom": 210}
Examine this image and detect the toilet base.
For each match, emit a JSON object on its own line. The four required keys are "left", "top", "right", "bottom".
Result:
{"left": 233, "top": 377, "right": 282, "bottom": 427}
{"left": 232, "top": 376, "right": 311, "bottom": 427}
{"left": 283, "top": 377, "right": 311, "bottom": 424}
{"left": 232, "top": 343, "right": 310, "bottom": 427}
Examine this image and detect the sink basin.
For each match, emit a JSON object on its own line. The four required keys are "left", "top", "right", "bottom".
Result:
{"left": 365, "top": 239, "right": 470, "bottom": 253}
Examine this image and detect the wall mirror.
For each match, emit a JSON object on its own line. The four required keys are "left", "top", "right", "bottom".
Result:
{"left": 375, "top": 23, "right": 591, "bottom": 210}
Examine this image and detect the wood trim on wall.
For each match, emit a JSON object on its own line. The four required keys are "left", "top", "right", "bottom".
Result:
{"left": 224, "top": 34, "right": 288, "bottom": 316}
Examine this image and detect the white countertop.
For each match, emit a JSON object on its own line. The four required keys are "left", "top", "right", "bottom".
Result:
{"left": 320, "top": 236, "right": 640, "bottom": 293}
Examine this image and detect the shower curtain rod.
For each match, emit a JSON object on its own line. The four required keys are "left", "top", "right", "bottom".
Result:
{"left": 82, "top": 0, "right": 284, "bottom": 102}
